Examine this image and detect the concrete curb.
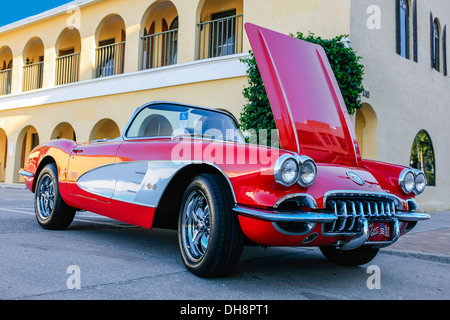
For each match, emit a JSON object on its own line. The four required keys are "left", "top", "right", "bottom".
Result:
{"left": 0, "top": 183, "right": 27, "bottom": 190}
{"left": 380, "top": 249, "right": 450, "bottom": 264}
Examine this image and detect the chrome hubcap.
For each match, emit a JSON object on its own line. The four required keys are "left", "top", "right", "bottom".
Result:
{"left": 181, "top": 190, "right": 211, "bottom": 262}
{"left": 37, "top": 175, "right": 55, "bottom": 220}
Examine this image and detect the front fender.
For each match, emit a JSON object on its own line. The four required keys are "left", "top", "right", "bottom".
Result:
{"left": 361, "top": 159, "right": 414, "bottom": 205}
{"left": 22, "top": 139, "right": 77, "bottom": 192}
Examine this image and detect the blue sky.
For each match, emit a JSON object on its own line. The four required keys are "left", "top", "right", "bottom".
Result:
{"left": 1, "top": 1, "right": 73, "bottom": 27}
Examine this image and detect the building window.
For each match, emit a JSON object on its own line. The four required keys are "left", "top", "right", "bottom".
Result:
{"left": 410, "top": 130, "right": 436, "bottom": 186}
{"left": 396, "top": 0, "right": 410, "bottom": 59}
{"left": 432, "top": 18, "right": 440, "bottom": 71}
{"left": 444, "top": 25, "right": 448, "bottom": 75}
{"left": 412, "top": 0, "right": 418, "bottom": 62}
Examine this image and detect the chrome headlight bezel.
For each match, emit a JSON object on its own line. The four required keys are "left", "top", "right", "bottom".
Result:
{"left": 413, "top": 169, "right": 426, "bottom": 195}
{"left": 297, "top": 155, "right": 317, "bottom": 187}
{"left": 274, "top": 154, "right": 300, "bottom": 187}
{"left": 399, "top": 168, "right": 415, "bottom": 194}
{"left": 274, "top": 154, "right": 317, "bottom": 188}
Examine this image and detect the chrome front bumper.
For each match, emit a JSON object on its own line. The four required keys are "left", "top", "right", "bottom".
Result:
{"left": 233, "top": 206, "right": 337, "bottom": 223}
{"left": 234, "top": 205, "right": 430, "bottom": 250}
{"left": 234, "top": 205, "right": 430, "bottom": 224}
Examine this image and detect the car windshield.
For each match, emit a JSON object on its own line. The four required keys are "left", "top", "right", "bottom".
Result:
{"left": 125, "top": 103, "right": 245, "bottom": 143}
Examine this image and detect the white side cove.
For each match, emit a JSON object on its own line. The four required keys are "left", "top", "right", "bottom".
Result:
{"left": 76, "top": 160, "right": 237, "bottom": 207}
{"left": 77, "top": 161, "right": 186, "bottom": 208}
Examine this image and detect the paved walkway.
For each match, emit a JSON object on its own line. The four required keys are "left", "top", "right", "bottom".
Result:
{"left": 383, "top": 211, "right": 450, "bottom": 263}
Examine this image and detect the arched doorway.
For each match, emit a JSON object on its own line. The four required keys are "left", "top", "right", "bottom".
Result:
{"left": 95, "top": 14, "right": 126, "bottom": 78}
{"left": 197, "top": 0, "right": 244, "bottom": 59}
{"left": 55, "top": 27, "right": 82, "bottom": 85}
{"left": 90, "top": 119, "right": 120, "bottom": 140}
{"left": 15, "top": 126, "right": 39, "bottom": 183}
{"left": 141, "top": 1, "right": 179, "bottom": 69}
{"left": 51, "top": 122, "right": 77, "bottom": 141}
{"left": 0, "top": 46, "right": 13, "bottom": 95}
{"left": 22, "top": 37, "right": 45, "bottom": 91}
{"left": 0, "top": 128, "right": 7, "bottom": 182}
{"left": 355, "top": 103, "right": 378, "bottom": 159}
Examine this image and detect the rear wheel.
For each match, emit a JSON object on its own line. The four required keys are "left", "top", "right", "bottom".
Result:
{"left": 35, "top": 163, "right": 75, "bottom": 230}
{"left": 319, "top": 245, "right": 379, "bottom": 266}
{"left": 178, "top": 174, "right": 244, "bottom": 278}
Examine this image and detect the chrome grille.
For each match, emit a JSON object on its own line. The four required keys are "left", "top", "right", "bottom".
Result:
{"left": 324, "top": 197, "right": 396, "bottom": 235}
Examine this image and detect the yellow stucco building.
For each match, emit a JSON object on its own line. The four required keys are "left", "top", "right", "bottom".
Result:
{"left": 0, "top": 0, "right": 448, "bottom": 211}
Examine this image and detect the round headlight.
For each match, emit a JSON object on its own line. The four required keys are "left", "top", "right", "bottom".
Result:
{"left": 414, "top": 170, "right": 426, "bottom": 195}
{"left": 274, "top": 155, "right": 299, "bottom": 186}
{"left": 298, "top": 159, "right": 317, "bottom": 187}
{"left": 399, "top": 169, "right": 415, "bottom": 194}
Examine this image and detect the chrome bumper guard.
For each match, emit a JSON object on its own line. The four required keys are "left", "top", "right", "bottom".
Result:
{"left": 19, "top": 170, "right": 34, "bottom": 178}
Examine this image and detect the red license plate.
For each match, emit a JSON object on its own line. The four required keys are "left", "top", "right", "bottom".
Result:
{"left": 368, "top": 222, "right": 392, "bottom": 242}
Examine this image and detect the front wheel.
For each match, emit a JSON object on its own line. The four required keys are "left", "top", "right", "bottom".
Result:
{"left": 34, "top": 163, "right": 75, "bottom": 230}
{"left": 178, "top": 174, "right": 244, "bottom": 278}
{"left": 319, "top": 245, "right": 380, "bottom": 266}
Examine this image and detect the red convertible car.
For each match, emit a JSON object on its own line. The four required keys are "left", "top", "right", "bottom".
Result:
{"left": 20, "top": 24, "right": 430, "bottom": 277}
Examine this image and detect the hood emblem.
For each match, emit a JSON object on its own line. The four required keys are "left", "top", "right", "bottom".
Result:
{"left": 347, "top": 171, "right": 365, "bottom": 185}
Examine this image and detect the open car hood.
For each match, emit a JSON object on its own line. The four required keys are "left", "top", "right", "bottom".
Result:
{"left": 245, "top": 23, "right": 361, "bottom": 166}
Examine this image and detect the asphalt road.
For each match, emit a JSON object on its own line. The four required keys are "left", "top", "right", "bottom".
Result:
{"left": 0, "top": 186, "right": 449, "bottom": 303}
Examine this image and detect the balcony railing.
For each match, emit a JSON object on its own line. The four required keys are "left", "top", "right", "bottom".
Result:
{"left": 197, "top": 14, "right": 243, "bottom": 60}
{"left": 142, "top": 29, "right": 178, "bottom": 69}
{"left": 55, "top": 52, "right": 81, "bottom": 86}
{"left": 95, "top": 41, "right": 125, "bottom": 78}
{"left": 23, "top": 62, "right": 44, "bottom": 92}
{"left": 0, "top": 68, "right": 12, "bottom": 95}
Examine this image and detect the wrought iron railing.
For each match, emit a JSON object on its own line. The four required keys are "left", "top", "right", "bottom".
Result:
{"left": 23, "top": 62, "right": 44, "bottom": 92}
{"left": 142, "top": 29, "right": 178, "bottom": 69}
{"left": 95, "top": 41, "right": 125, "bottom": 78}
{"left": 55, "top": 52, "right": 81, "bottom": 85}
{"left": 197, "top": 14, "right": 243, "bottom": 60}
{"left": 0, "top": 68, "right": 12, "bottom": 95}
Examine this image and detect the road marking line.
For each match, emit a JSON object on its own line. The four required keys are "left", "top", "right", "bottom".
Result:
{"left": 0, "top": 207, "right": 133, "bottom": 228}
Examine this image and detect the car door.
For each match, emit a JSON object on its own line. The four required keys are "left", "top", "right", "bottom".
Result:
{"left": 66, "top": 139, "right": 122, "bottom": 202}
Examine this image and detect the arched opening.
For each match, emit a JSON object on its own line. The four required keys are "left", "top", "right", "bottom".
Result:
{"left": 90, "top": 119, "right": 120, "bottom": 141}
{"left": 197, "top": 0, "right": 244, "bottom": 60}
{"left": 0, "top": 128, "right": 7, "bottom": 182}
{"left": 410, "top": 130, "right": 436, "bottom": 186}
{"left": 355, "top": 103, "right": 378, "bottom": 159}
{"left": 55, "top": 27, "right": 82, "bottom": 85}
{"left": 22, "top": 37, "right": 45, "bottom": 91}
{"left": 95, "top": 14, "right": 126, "bottom": 78}
{"left": 51, "top": 122, "right": 77, "bottom": 141}
{"left": 0, "top": 46, "right": 13, "bottom": 95}
{"left": 15, "top": 126, "right": 39, "bottom": 183}
{"left": 141, "top": 1, "right": 178, "bottom": 69}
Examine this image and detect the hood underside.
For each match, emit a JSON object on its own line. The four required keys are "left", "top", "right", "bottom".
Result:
{"left": 245, "top": 23, "right": 362, "bottom": 167}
